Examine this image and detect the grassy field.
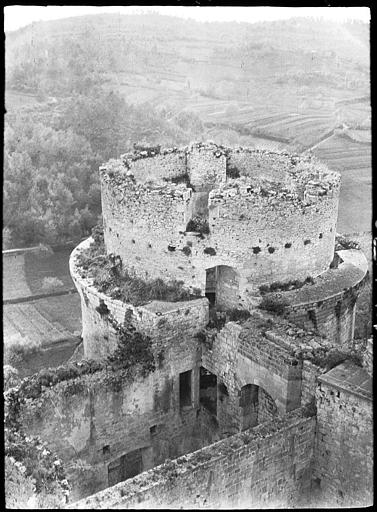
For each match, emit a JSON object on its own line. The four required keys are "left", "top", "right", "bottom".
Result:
{"left": 3, "top": 247, "right": 82, "bottom": 376}
{"left": 24, "top": 248, "right": 75, "bottom": 294}
{"left": 3, "top": 253, "right": 32, "bottom": 301}
{"left": 4, "top": 293, "right": 82, "bottom": 377}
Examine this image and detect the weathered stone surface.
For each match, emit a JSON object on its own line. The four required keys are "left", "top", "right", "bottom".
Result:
{"left": 313, "top": 362, "right": 373, "bottom": 507}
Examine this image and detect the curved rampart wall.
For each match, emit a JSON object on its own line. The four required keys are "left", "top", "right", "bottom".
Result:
{"left": 281, "top": 250, "right": 368, "bottom": 346}
{"left": 208, "top": 183, "right": 339, "bottom": 286}
{"left": 227, "top": 148, "right": 294, "bottom": 184}
{"left": 285, "top": 283, "right": 362, "bottom": 347}
{"left": 121, "top": 150, "right": 187, "bottom": 183}
{"left": 70, "top": 240, "right": 209, "bottom": 360}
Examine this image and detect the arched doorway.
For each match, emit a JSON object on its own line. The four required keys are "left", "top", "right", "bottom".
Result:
{"left": 205, "top": 265, "right": 239, "bottom": 311}
{"left": 239, "top": 383, "right": 279, "bottom": 431}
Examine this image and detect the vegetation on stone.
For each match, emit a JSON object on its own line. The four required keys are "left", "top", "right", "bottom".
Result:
{"left": 5, "top": 427, "right": 70, "bottom": 508}
{"left": 310, "top": 348, "right": 363, "bottom": 371}
{"left": 259, "top": 277, "right": 315, "bottom": 295}
{"left": 259, "top": 295, "right": 290, "bottom": 315}
{"left": 186, "top": 216, "right": 210, "bottom": 235}
{"left": 76, "top": 225, "right": 202, "bottom": 305}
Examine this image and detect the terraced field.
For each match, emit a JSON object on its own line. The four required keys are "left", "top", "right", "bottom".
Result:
{"left": 312, "top": 134, "right": 371, "bottom": 234}
{"left": 3, "top": 247, "right": 82, "bottom": 375}
{"left": 3, "top": 293, "right": 82, "bottom": 376}
{"left": 4, "top": 299, "right": 76, "bottom": 347}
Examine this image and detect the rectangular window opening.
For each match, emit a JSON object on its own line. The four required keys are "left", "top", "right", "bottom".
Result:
{"left": 179, "top": 370, "right": 192, "bottom": 408}
{"left": 199, "top": 366, "right": 217, "bottom": 415}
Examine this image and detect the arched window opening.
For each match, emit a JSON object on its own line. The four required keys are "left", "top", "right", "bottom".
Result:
{"left": 239, "top": 384, "right": 278, "bottom": 431}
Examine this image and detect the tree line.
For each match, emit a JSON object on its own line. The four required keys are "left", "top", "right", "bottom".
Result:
{"left": 4, "top": 86, "right": 205, "bottom": 249}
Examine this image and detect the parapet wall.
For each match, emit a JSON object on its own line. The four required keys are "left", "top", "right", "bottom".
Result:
{"left": 99, "top": 143, "right": 341, "bottom": 299}
{"left": 120, "top": 149, "right": 187, "bottom": 183}
{"left": 280, "top": 249, "right": 368, "bottom": 346}
{"left": 16, "top": 364, "right": 220, "bottom": 503}
{"left": 69, "top": 407, "right": 316, "bottom": 509}
{"left": 70, "top": 239, "right": 209, "bottom": 360}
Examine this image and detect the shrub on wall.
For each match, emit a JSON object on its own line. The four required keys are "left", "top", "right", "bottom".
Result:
{"left": 4, "top": 428, "right": 70, "bottom": 508}
{"left": 310, "top": 348, "right": 363, "bottom": 371}
{"left": 259, "top": 277, "right": 314, "bottom": 295}
{"left": 76, "top": 227, "right": 202, "bottom": 305}
{"left": 259, "top": 295, "right": 289, "bottom": 315}
{"left": 226, "top": 309, "right": 251, "bottom": 322}
{"left": 182, "top": 246, "right": 192, "bottom": 257}
{"left": 166, "top": 173, "right": 191, "bottom": 187}
{"left": 226, "top": 166, "right": 240, "bottom": 179}
{"left": 186, "top": 216, "right": 210, "bottom": 235}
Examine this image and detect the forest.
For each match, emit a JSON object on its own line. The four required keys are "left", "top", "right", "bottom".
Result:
{"left": 4, "top": 87, "right": 205, "bottom": 248}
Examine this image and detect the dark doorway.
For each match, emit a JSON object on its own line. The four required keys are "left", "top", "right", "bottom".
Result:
{"left": 239, "top": 384, "right": 259, "bottom": 430}
{"left": 108, "top": 448, "right": 143, "bottom": 487}
{"left": 200, "top": 367, "right": 217, "bottom": 415}
{"left": 205, "top": 266, "right": 239, "bottom": 311}
{"left": 179, "top": 370, "right": 192, "bottom": 407}
{"left": 205, "top": 267, "right": 217, "bottom": 306}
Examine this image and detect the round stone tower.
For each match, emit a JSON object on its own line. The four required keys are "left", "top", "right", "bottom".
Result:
{"left": 99, "top": 142, "right": 341, "bottom": 308}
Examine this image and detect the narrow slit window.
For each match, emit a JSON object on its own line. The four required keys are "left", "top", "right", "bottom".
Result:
{"left": 179, "top": 370, "right": 192, "bottom": 407}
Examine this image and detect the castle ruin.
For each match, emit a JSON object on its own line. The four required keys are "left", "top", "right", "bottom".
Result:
{"left": 7, "top": 143, "right": 372, "bottom": 508}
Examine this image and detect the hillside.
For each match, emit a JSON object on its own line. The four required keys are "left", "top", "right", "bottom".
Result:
{"left": 5, "top": 13, "right": 371, "bottom": 235}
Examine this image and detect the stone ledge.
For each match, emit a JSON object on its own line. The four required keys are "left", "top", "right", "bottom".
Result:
{"left": 318, "top": 360, "right": 372, "bottom": 401}
{"left": 276, "top": 249, "right": 368, "bottom": 309}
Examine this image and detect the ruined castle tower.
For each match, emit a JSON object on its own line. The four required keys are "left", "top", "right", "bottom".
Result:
{"left": 70, "top": 142, "right": 367, "bottom": 360}
{"left": 12, "top": 141, "right": 367, "bottom": 507}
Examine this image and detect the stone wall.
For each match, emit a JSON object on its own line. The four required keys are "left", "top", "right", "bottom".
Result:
{"left": 208, "top": 182, "right": 338, "bottom": 288}
{"left": 69, "top": 407, "right": 316, "bottom": 509}
{"left": 300, "top": 360, "right": 325, "bottom": 405}
{"left": 122, "top": 150, "right": 187, "bottom": 183}
{"left": 286, "top": 293, "right": 355, "bottom": 347}
{"left": 17, "top": 353, "right": 221, "bottom": 502}
{"left": 285, "top": 285, "right": 360, "bottom": 348}
{"left": 187, "top": 143, "right": 226, "bottom": 191}
{"left": 313, "top": 374, "right": 373, "bottom": 507}
{"left": 200, "top": 320, "right": 304, "bottom": 435}
{"left": 363, "top": 337, "right": 373, "bottom": 376}
{"left": 227, "top": 147, "right": 291, "bottom": 183}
